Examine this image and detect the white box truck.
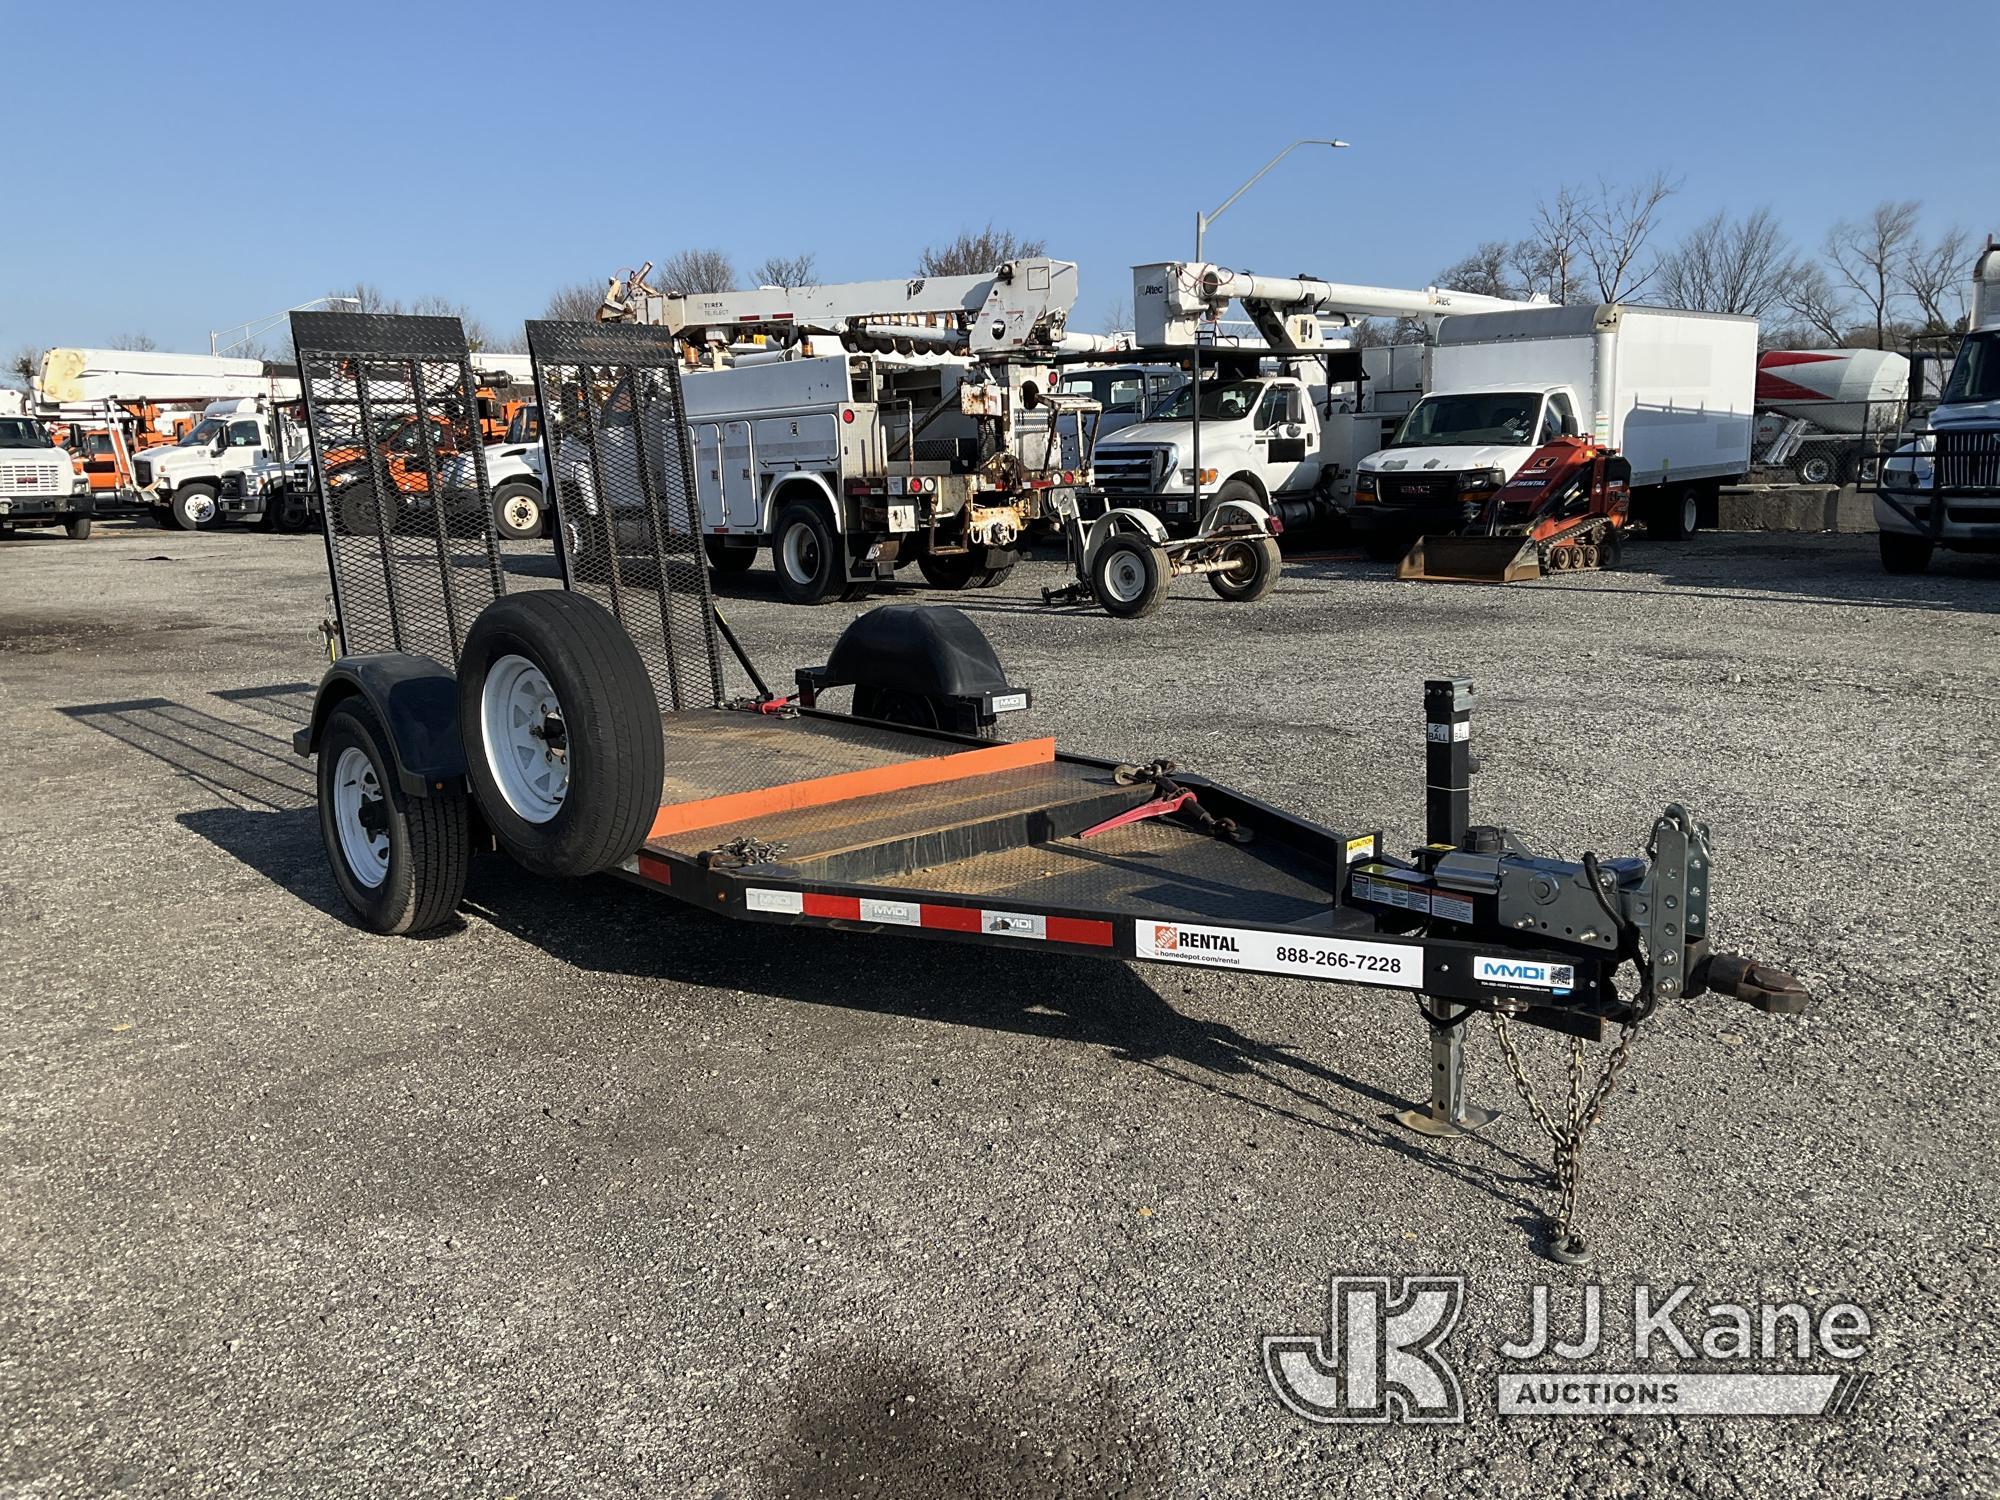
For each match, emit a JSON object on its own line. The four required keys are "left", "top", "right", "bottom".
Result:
{"left": 1351, "top": 303, "right": 1756, "bottom": 553}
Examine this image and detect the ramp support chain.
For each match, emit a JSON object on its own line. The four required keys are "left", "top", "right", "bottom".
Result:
{"left": 1398, "top": 678, "right": 1497, "bottom": 1137}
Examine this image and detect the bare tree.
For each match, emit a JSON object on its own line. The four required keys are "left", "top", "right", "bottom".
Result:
{"left": 1434, "top": 241, "right": 1518, "bottom": 299}
{"left": 1654, "top": 207, "right": 1798, "bottom": 317}
{"left": 752, "top": 253, "right": 818, "bottom": 289}
{"left": 916, "top": 225, "right": 1046, "bottom": 278}
{"left": 1099, "top": 296, "right": 1130, "bottom": 337}
{"left": 1776, "top": 263, "right": 1852, "bottom": 347}
{"left": 1901, "top": 224, "right": 1970, "bottom": 333}
{"left": 5, "top": 345, "right": 41, "bottom": 390}
{"left": 1825, "top": 201, "right": 1920, "bottom": 349}
{"left": 657, "top": 249, "right": 738, "bottom": 296}
{"left": 1513, "top": 187, "right": 1588, "bottom": 303}
{"left": 408, "top": 294, "right": 490, "bottom": 351}
{"left": 543, "top": 280, "right": 608, "bottom": 322}
{"left": 329, "top": 281, "right": 400, "bottom": 314}
{"left": 1577, "top": 172, "right": 1678, "bottom": 303}
{"left": 110, "top": 332, "right": 159, "bottom": 352}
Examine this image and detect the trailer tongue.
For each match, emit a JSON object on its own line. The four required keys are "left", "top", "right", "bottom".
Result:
{"left": 286, "top": 310, "right": 1809, "bottom": 1261}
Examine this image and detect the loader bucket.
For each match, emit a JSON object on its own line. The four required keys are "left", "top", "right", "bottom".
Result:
{"left": 1397, "top": 533, "right": 1542, "bottom": 584}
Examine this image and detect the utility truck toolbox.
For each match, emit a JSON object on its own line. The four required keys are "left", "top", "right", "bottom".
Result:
{"left": 287, "top": 310, "right": 1811, "bottom": 1262}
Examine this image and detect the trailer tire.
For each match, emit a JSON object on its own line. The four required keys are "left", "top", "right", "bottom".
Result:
{"left": 492, "top": 481, "right": 546, "bottom": 541}
{"left": 1879, "top": 532, "right": 1933, "bottom": 574}
{"left": 773, "top": 498, "right": 845, "bottom": 605}
{"left": 852, "top": 685, "right": 946, "bottom": 729}
{"left": 704, "top": 536, "right": 758, "bottom": 574}
{"left": 1206, "top": 535, "right": 1279, "bottom": 602}
{"left": 318, "top": 699, "right": 470, "bottom": 935}
{"left": 64, "top": 515, "right": 92, "bottom": 541}
{"left": 1091, "top": 535, "right": 1167, "bottom": 618}
{"left": 338, "top": 484, "right": 385, "bottom": 537}
{"left": 1650, "top": 484, "right": 1702, "bottom": 540}
{"left": 1796, "top": 453, "right": 1835, "bottom": 486}
{"left": 458, "top": 591, "right": 664, "bottom": 878}
{"left": 168, "top": 484, "right": 220, "bottom": 532}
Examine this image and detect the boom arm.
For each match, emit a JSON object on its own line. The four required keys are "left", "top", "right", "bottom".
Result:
{"left": 1134, "top": 261, "right": 1541, "bottom": 352}
{"left": 608, "top": 258, "right": 1082, "bottom": 359}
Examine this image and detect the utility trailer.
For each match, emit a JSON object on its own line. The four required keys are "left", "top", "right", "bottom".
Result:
{"left": 287, "top": 311, "right": 1810, "bottom": 1260}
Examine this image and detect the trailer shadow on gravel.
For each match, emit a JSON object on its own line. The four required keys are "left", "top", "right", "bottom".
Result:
{"left": 55, "top": 679, "right": 1551, "bottom": 1220}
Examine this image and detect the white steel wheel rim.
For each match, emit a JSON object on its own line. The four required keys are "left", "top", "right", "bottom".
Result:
{"left": 185, "top": 492, "right": 217, "bottom": 524}
{"left": 1102, "top": 549, "right": 1147, "bottom": 604}
{"left": 482, "top": 653, "right": 569, "bottom": 823}
{"left": 502, "top": 492, "right": 540, "bottom": 530}
{"left": 782, "top": 522, "right": 821, "bottom": 582}
{"left": 1680, "top": 491, "right": 1698, "bottom": 532}
{"left": 1218, "top": 541, "right": 1257, "bottom": 588}
{"left": 332, "top": 745, "right": 391, "bottom": 888}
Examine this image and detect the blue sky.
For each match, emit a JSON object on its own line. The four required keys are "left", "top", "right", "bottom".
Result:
{"left": 2, "top": 0, "right": 1992, "bottom": 359}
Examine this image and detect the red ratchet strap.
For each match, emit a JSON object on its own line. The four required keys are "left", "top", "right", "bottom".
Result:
{"left": 1079, "top": 790, "right": 1196, "bottom": 840}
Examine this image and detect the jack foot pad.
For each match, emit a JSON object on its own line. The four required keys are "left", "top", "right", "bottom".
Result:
{"left": 1393, "top": 1102, "right": 1499, "bottom": 1138}
{"left": 1547, "top": 1231, "right": 1591, "bottom": 1266}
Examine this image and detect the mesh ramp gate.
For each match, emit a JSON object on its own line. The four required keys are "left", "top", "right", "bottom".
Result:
{"left": 525, "top": 319, "right": 724, "bottom": 712}
{"left": 290, "top": 311, "right": 504, "bottom": 664}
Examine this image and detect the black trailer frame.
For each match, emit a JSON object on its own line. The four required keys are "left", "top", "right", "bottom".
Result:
{"left": 287, "top": 312, "right": 1809, "bottom": 1258}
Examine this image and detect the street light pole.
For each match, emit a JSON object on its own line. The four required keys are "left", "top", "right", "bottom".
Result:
{"left": 1189, "top": 138, "right": 1347, "bottom": 522}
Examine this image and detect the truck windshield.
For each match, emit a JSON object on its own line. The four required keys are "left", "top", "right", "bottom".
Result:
{"left": 1391, "top": 392, "right": 1542, "bottom": 447}
{"left": 0, "top": 418, "right": 50, "bottom": 448}
{"left": 1058, "top": 371, "right": 1150, "bottom": 414}
{"left": 1147, "top": 379, "right": 1263, "bottom": 423}
{"left": 178, "top": 418, "right": 224, "bottom": 447}
{"left": 1940, "top": 332, "right": 1999, "bottom": 405}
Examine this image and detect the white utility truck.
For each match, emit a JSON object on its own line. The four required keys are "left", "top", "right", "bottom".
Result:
{"left": 1088, "top": 263, "right": 1528, "bottom": 533}
{"left": 133, "top": 396, "right": 309, "bottom": 529}
{"left": 584, "top": 257, "right": 1100, "bottom": 603}
{"left": 0, "top": 412, "right": 93, "bottom": 538}
{"left": 1874, "top": 236, "right": 2000, "bottom": 573}
{"left": 441, "top": 403, "right": 546, "bottom": 539}
{"left": 1351, "top": 303, "right": 1757, "bottom": 553}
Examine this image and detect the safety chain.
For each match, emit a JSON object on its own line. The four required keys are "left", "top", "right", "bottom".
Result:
{"left": 699, "top": 836, "right": 790, "bottom": 870}
{"left": 1110, "top": 760, "right": 1252, "bottom": 844}
{"left": 1490, "top": 1008, "right": 1645, "bottom": 1261}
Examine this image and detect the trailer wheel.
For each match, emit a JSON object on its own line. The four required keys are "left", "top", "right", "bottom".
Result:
{"left": 852, "top": 685, "right": 945, "bottom": 729}
{"left": 458, "top": 591, "right": 664, "bottom": 878}
{"left": 169, "top": 484, "right": 220, "bottom": 531}
{"left": 492, "top": 481, "right": 546, "bottom": 541}
{"left": 704, "top": 536, "right": 758, "bottom": 574}
{"left": 1650, "top": 485, "right": 1702, "bottom": 540}
{"left": 773, "top": 498, "right": 845, "bottom": 605}
{"left": 1206, "top": 535, "right": 1280, "bottom": 602}
{"left": 1879, "top": 532, "right": 1933, "bottom": 574}
{"left": 337, "top": 484, "right": 385, "bottom": 537}
{"left": 64, "top": 515, "right": 92, "bottom": 541}
{"left": 318, "top": 699, "right": 469, "bottom": 935}
{"left": 1796, "top": 453, "right": 1835, "bottom": 486}
{"left": 1092, "top": 536, "right": 1167, "bottom": 618}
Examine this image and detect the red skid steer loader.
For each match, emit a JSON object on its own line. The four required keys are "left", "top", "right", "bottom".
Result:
{"left": 1398, "top": 436, "right": 1635, "bottom": 583}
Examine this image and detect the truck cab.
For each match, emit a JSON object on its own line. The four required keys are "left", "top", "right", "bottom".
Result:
{"left": 1875, "top": 322, "right": 2000, "bottom": 572}
{"left": 1350, "top": 384, "right": 1580, "bottom": 549}
{"left": 0, "top": 414, "right": 94, "bottom": 539}
{"left": 441, "top": 402, "right": 548, "bottom": 540}
{"left": 135, "top": 398, "right": 300, "bottom": 530}
{"left": 1089, "top": 370, "right": 1327, "bottom": 532}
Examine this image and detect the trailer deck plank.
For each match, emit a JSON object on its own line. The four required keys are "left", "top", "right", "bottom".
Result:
{"left": 650, "top": 710, "right": 1055, "bottom": 839}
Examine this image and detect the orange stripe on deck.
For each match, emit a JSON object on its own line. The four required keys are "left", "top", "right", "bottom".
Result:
{"left": 648, "top": 736, "right": 1057, "bottom": 841}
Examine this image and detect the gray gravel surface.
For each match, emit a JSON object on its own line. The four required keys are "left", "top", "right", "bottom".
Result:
{"left": 2, "top": 520, "right": 1995, "bottom": 1498}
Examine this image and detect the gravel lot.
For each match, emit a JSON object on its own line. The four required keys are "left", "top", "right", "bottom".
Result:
{"left": 2, "top": 520, "right": 1995, "bottom": 1498}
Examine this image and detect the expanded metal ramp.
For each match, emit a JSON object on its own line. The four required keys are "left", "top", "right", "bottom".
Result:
{"left": 524, "top": 320, "right": 723, "bottom": 713}
{"left": 290, "top": 312, "right": 504, "bottom": 665}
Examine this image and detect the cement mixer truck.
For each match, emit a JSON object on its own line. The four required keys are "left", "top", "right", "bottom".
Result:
{"left": 1755, "top": 347, "right": 1911, "bottom": 484}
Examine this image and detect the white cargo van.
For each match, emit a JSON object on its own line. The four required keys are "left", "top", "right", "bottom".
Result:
{"left": 1352, "top": 303, "right": 1756, "bottom": 551}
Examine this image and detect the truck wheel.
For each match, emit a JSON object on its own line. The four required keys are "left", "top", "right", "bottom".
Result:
{"left": 492, "top": 481, "right": 546, "bottom": 541}
{"left": 772, "top": 499, "right": 844, "bottom": 605}
{"left": 318, "top": 699, "right": 470, "bottom": 935}
{"left": 169, "top": 485, "right": 220, "bottom": 531}
{"left": 704, "top": 536, "right": 758, "bottom": 573}
{"left": 338, "top": 485, "right": 384, "bottom": 537}
{"left": 65, "top": 515, "right": 92, "bottom": 541}
{"left": 458, "top": 591, "right": 664, "bottom": 878}
{"left": 1651, "top": 485, "right": 1701, "bottom": 540}
{"left": 1879, "top": 532, "right": 1933, "bottom": 575}
{"left": 1207, "top": 535, "right": 1280, "bottom": 601}
{"left": 274, "top": 493, "right": 316, "bottom": 533}
{"left": 918, "top": 549, "right": 1016, "bottom": 590}
{"left": 1796, "top": 453, "right": 1834, "bottom": 485}
{"left": 1092, "top": 536, "right": 1167, "bottom": 618}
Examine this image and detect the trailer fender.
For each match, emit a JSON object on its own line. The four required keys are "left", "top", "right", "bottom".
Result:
{"left": 797, "top": 604, "right": 1028, "bottom": 735}
{"left": 764, "top": 472, "right": 844, "bottom": 535}
{"left": 293, "top": 652, "right": 466, "bottom": 797}
{"left": 1196, "top": 497, "right": 1276, "bottom": 537}
{"left": 1082, "top": 506, "right": 1170, "bottom": 573}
